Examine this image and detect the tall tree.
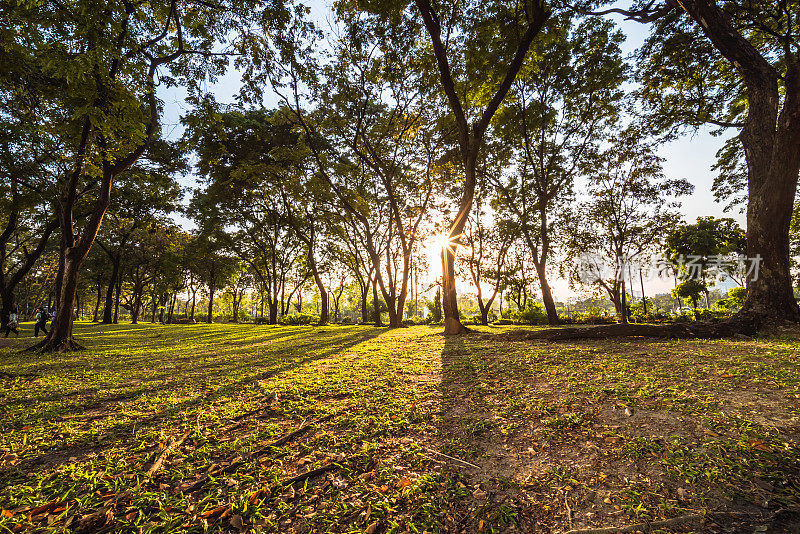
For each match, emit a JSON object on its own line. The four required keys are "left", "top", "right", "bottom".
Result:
{"left": 568, "top": 129, "right": 693, "bottom": 322}
{"left": 2, "top": 0, "right": 294, "bottom": 351}
{"left": 411, "top": 0, "right": 550, "bottom": 333}
{"left": 492, "top": 15, "right": 626, "bottom": 325}
{"left": 187, "top": 107, "right": 306, "bottom": 324}
{"left": 598, "top": 0, "right": 800, "bottom": 329}
{"left": 96, "top": 140, "right": 183, "bottom": 324}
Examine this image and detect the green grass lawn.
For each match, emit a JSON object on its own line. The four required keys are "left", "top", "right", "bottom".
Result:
{"left": 1, "top": 322, "right": 799, "bottom": 533}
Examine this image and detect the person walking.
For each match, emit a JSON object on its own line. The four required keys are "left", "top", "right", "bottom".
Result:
{"left": 3, "top": 302, "right": 20, "bottom": 338}
{"left": 34, "top": 306, "right": 50, "bottom": 337}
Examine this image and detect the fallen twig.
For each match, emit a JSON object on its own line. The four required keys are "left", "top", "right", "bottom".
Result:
{"left": 248, "top": 456, "right": 354, "bottom": 505}
{"left": 422, "top": 447, "right": 480, "bottom": 469}
{"left": 147, "top": 430, "right": 191, "bottom": 475}
{"left": 564, "top": 513, "right": 708, "bottom": 534}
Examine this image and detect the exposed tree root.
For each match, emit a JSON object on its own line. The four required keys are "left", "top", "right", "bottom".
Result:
{"left": 24, "top": 336, "right": 85, "bottom": 353}
{"left": 484, "top": 313, "right": 778, "bottom": 341}
{"left": 564, "top": 512, "right": 728, "bottom": 534}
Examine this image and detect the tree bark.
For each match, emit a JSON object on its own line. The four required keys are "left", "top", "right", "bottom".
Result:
{"left": 677, "top": 0, "right": 800, "bottom": 327}
{"left": 93, "top": 280, "right": 102, "bottom": 322}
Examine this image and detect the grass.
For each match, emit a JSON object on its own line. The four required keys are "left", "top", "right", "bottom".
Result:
{"left": 0, "top": 322, "right": 799, "bottom": 533}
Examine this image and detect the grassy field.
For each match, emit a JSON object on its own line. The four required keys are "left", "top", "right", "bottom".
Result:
{"left": 1, "top": 322, "right": 799, "bottom": 533}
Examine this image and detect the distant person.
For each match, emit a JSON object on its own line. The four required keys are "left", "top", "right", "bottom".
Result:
{"left": 3, "top": 302, "right": 20, "bottom": 338}
{"left": 35, "top": 306, "right": 50, "bottom": 337}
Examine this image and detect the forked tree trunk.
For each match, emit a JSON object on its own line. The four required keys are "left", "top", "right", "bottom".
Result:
{"left": 415, "top": 0, "right": 549, "bottom": 335}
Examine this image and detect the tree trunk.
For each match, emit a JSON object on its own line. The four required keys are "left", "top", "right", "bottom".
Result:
{"left": 441, "top": 235, "right": 467, "bottom": 334}
{"left": 269, "top": 297, "right": 278, "bottom": 324}
{"left": 207, "top": 287, "right": 214, "bottom": 324}
{"left": 35, "top": 253, "right": 84, "bottom": 351}
{"left": 131, "top": 289, "right": 141, "bottom": 324}
{"left": 739, "top": 164, "right": 800, "bottom": 323}
{"left": 308, "top": 254, "right": 328, "bottom": 325}
{"left": 372, "top": 277, "right": 381, "bottom": 327}
{"left": 93, "top": 281, "right": 102, "bottom": 322}
{"left": 101, "top": 255, "right": 120, "bottom": 324}
{"left": 533, "top": 260, "right": 559, "bottom": 325}
{"left": 360, "top": 279, "right": 369, "bottom": 324}
{"left": 113, "top": 271, "right": 122, "bottom": 323}
{"left": 0, "top": 288, "right": 12, "bottom": 331}
{"left": 680, "top": 0, "right": 800, "bottom": 328}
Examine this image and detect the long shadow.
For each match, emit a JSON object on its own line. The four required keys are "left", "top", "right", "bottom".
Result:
{"left": 0, "top": 326, "right": 387, "bottom": 481}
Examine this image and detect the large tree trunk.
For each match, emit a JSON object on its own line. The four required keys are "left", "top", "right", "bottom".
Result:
{"left": 739, "top": 165, "right": 800, "bottom": 323}
{"left": 35, "top": 252, "right": 84, "bottom": 351}
{"left": 0, "top": 288, "right": 12, "bottom": 331}
{"left": 680, "top": 0, "right": 800, "bottom": 327}
{"left": 131, "top": 289, "right": 141, "bottom": 324}
{"left": 269, "top": 296, "right": 279, "bottom": 324}
{"left": 441, "top": 170, "right": 473, "bottom": 335}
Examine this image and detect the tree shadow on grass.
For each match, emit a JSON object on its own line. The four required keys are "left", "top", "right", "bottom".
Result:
{"left": 0, "top": 326, "right": 388, "bottom": 485}
{"left": 437, "top": 332, "right": 800, "bottom": 533}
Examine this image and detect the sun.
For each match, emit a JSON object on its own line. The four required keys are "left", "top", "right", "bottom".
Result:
{"left": 423, "top": 232, "right": 461, "bottom": 282}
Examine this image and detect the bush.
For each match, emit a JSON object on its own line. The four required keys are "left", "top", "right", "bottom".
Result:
{"left": 572, "top": 306, "right": 615, "bottom": 324}
{"left": 278, "top": 313, "right": 319, "bottom": 326}
{"left": 519, "top": 305, "right": 548, "bottom": 325}
{"left": 497, "top": 304, "right": 548, "bottom": 325}
{"left": 402, "top": 315, "right": 430, "bottom": 326}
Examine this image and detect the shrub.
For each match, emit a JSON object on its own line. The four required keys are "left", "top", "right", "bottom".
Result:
{"left": 571, "top": 306, "right": 615, "bottom": 324}
{"left": 402, "top": 315, "right": 430, "bottom": 326}
{"left": 278, "top": 313, "right": 319, "bottom": 326}
{"left": 460, "top": 314, "right": 483, "bottom": 326}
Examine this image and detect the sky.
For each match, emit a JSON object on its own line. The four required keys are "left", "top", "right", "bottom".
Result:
{"left": 158, "top": 2, "right": 745, "bottom": 303}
